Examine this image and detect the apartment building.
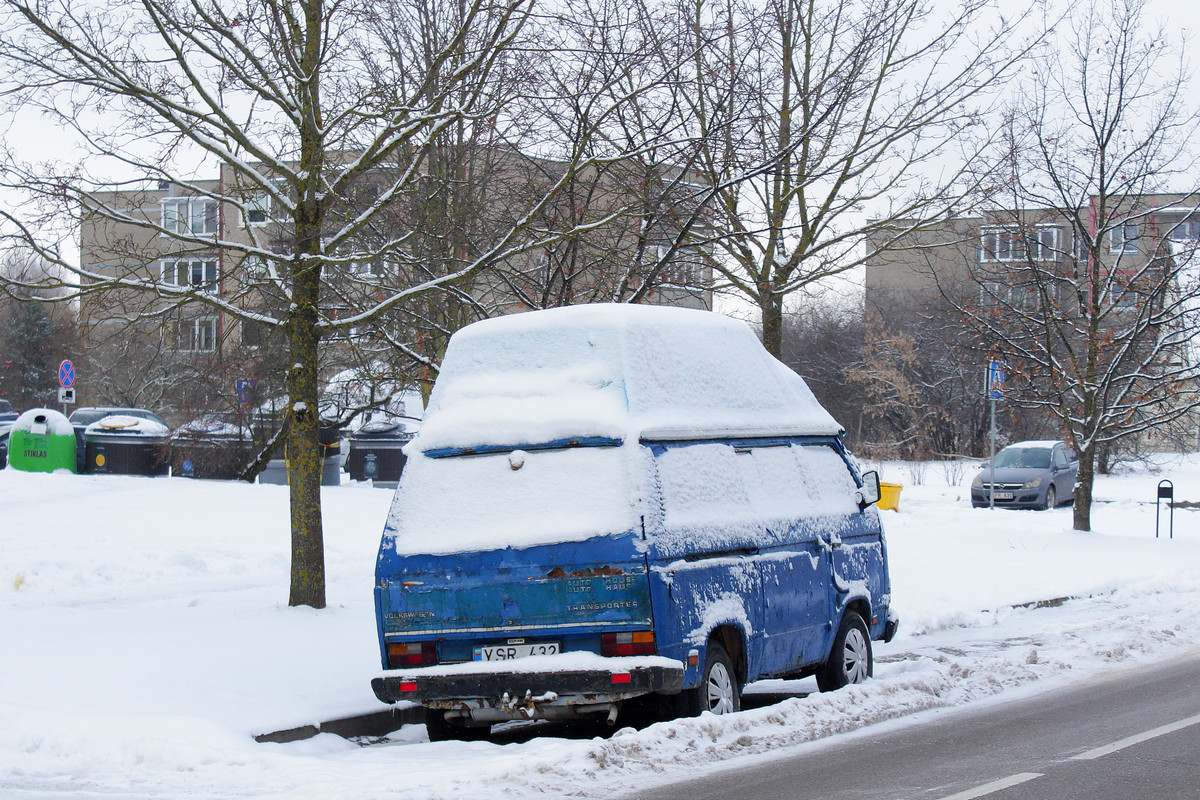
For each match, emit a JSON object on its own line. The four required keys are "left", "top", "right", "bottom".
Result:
{"left": 863, "top": 194, "right": 1200, "bottom": 453}
{"left": 865, "top": 195, "right": 1200, "bottom": 305}
{"left": 76, "top": 156, "right": 713, "bottom": 411}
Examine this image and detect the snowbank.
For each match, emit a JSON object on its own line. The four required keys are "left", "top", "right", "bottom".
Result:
{"left": 2, "top": 453, "right": 1199, "bottom": 798}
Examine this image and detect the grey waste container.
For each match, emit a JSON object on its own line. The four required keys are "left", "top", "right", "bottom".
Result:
{"left": 83, "top": 415, "right": 171, "bottom": 476}
{"left": 346, "top": 420, "right": 413, "bottom": 487}
{"left": 171, "top": 419, "right": 254, "bottom": 479}
{"left": 257, "top": 421, "right": 342, "bottom": 486}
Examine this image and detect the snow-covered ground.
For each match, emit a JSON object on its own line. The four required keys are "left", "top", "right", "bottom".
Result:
{"left": 2, "top": 454, "right": 1199, "bottom": 799}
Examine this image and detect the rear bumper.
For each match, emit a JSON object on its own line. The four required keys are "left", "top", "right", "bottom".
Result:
{"left": 883, "top": 609, "right": 900, "bottom": 643}
{"left": 372, "top": 662, "right": 684, "bottom": 722}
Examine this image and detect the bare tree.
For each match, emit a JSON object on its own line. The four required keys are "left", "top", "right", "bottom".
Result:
{"left": 673, "top": 0, "right": 1030, "bottom": 356}
{"left": 848, "top": 294, "right": 995, "bottom": 460}
{"left": 960, "top": 0, "right": 1200, "bottom": 531}
{"left": 0, "top": 0, "right": 682, "bottom": 606}
{"left": 781, "top": 294, "right": 866, "bottom": 442}
{"left": 0, "top": 252, "right": 78, "bottom": 409}
{"left": 310, "top": 0, "right": 712, "bottom": 405}
{"left": 486, "top": 0, "right": 715, "bottom": 312}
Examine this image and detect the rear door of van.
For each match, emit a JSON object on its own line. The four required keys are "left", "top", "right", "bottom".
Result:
{"left": 376, "top": 441, "right": 657, "bottom": 667}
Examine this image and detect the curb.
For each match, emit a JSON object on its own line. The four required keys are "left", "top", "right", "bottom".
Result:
{"left": 255, "top": 705, "right": 426, "bottom": 744}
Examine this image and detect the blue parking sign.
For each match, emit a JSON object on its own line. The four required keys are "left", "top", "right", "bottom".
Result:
{"left": 987, "top": 361, "right": 1005, "bottom": 400}
{"left": 235, "top": 378, "right": 256, "bottom": 404}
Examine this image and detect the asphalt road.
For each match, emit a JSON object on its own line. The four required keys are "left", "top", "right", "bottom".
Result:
{"left": 621, "top": 649, "right": 1200, "bottom": 800}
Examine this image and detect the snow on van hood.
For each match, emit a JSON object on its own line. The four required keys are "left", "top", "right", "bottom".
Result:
{"left": 412, "top": 304, "right": 842, "bottom": 452}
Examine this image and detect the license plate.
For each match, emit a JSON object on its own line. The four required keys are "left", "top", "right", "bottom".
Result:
{"left": 993, "top": 491, "right": 1014, "bottom": 500}
{"left": 473, "top": 642, "right": 560, "bottom": 661}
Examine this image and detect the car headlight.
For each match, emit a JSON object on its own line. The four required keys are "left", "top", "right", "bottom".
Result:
{"left": 1023, "top": 476, "right": 1043, "bottom": 489}
{"left": 972, "top": 475, "right": 983, "bottom": 489}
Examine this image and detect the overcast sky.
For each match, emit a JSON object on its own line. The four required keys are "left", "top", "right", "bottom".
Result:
{"left": 2, "top": 0, "right": 1197, "bottom": 276}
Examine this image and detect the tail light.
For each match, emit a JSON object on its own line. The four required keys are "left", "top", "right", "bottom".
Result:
{"left": 601, "top": 631, "right": 656, "bottom": 656}
{"left": 387, "top": 641, "right": 437, "bottom": 668}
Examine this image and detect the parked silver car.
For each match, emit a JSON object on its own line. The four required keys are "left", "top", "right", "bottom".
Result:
{"left": 971, "top": 440, "right": 1078, "bottom": 510}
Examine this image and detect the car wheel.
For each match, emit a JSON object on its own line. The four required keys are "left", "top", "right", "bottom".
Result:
{"left": 680, "top": 641, "right": 740, "bottom": 716}
{"left": 425, "top": 711, "right": 491, "bottom": 742}
{"left": 1042, "top": 485, "right": 1057, "bottom": 510}
{"left": 816, "top": 611, "right": 873, "bottom": 692}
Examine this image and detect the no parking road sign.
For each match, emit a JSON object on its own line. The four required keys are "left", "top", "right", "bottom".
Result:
{"left": 58, "top": 360, "right": 76, "bottom": 389}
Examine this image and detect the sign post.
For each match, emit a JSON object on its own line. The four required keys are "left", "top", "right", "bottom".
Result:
{"left": 1156, "top": 480, "right": 1174, "bottom": 539}
{"left": 58, "top": 359, "right": 76, "bottom": 415}
{"left": 985, "top": 361, "right": 1005, "bottom": 510}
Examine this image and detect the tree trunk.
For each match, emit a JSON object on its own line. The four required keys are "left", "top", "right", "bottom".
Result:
{"left": 760, "top": 292, "right": 784, "bottom": 358}
{"left": 1073, "top": 450, "right": 1094, "bottom": 533}
{"left": 286, "top": 270, "right": 326, "bottom": 609}
{"left": 285, "top": 0, "right": 328, "bottom": 610}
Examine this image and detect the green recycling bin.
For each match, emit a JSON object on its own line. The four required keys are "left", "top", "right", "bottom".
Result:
{"left": 7, "top": 408, "right": 76, "bottom": 473}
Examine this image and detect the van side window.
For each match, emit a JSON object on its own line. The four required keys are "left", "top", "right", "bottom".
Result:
{"left": 792, "top": 444, "right": 862, "bottom": 517}
{"left": 656, "top": 442, "right": 752, "bottom": 531}
{"left": 738, "top": 445, "right": 810, "bottom": 521}
{"left": 654, "top": 441, "right": 861, "bottom": 544}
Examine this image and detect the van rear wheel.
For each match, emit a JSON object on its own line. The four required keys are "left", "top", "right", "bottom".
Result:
{"left": 816, "top": 611, "right": 873, "bottom": 692}
{"left": 679, "top": 641, "right": 741, "bottom": 716}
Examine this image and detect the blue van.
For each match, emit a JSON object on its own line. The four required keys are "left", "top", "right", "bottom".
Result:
{"left": 371, "top": 305, "right": 897, "bottom": 740}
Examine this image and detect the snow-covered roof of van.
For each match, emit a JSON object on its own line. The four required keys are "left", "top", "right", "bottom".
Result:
{"left": 413, "top": 304, "right": 842, "bottom": 452}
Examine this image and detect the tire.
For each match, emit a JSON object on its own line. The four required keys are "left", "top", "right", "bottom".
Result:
{"left": 1042, "top": 485, "right": 1057, "bottom": 510}
{"left": 679, "top": 641, "right": 741, "bottom": 716}
{"left": 816, "top": 611, "right": 873, "bottom": 692}
{"left": 425, "top": 711, "right": 491, "bottom": 742}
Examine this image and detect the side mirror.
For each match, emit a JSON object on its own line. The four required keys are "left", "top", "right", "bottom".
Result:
{"left": 856, "top": 470, "right": 882, "bottom": 509}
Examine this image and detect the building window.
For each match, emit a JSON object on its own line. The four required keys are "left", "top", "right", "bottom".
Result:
{"left": 1110, "top": 269, "right": 1140, "bottom": 309}
{"left": 242, "top": 180, "right": 288, "bottom": 226}
{"left": 980, "top": 226, "right": 1059, "bottom": 262}
{"left": 175, "top": 317, "right": 218, "bottom": 351}
{"left": 240, "top": 320, "right": 267, "bottom": 348}
{"left": 645, "top": 245, "right": 702, "bottom": 287}
{"left": 980, "top": 281, "right": 1049, "bottom": 310}
{"left": 161, "top": 259, "right": 219, "bottom": 293}
{"left": 1110, "top": 222, "right": 1139, "bottom": 254}
{"left": 1165, "top": 218, "right": 1200, "bottom": 243}
{"left": 244, "top": 194, "right": 271, "bottom": 225}
{"left": 347, "top": 257, "right": 383, "bottom": 276}
{"left": 162, "top": 197, "right": 218, "bottom": 236}
{"left": 238, "top": 256, "right": 269, "bottom": 287}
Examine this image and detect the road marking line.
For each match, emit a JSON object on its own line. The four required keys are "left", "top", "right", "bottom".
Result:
{"left": 1071, "top": 711, "right": 1200, "bottom": 761}
{"left": 935, "top": 773, "right": 1043, "bottom": 800}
